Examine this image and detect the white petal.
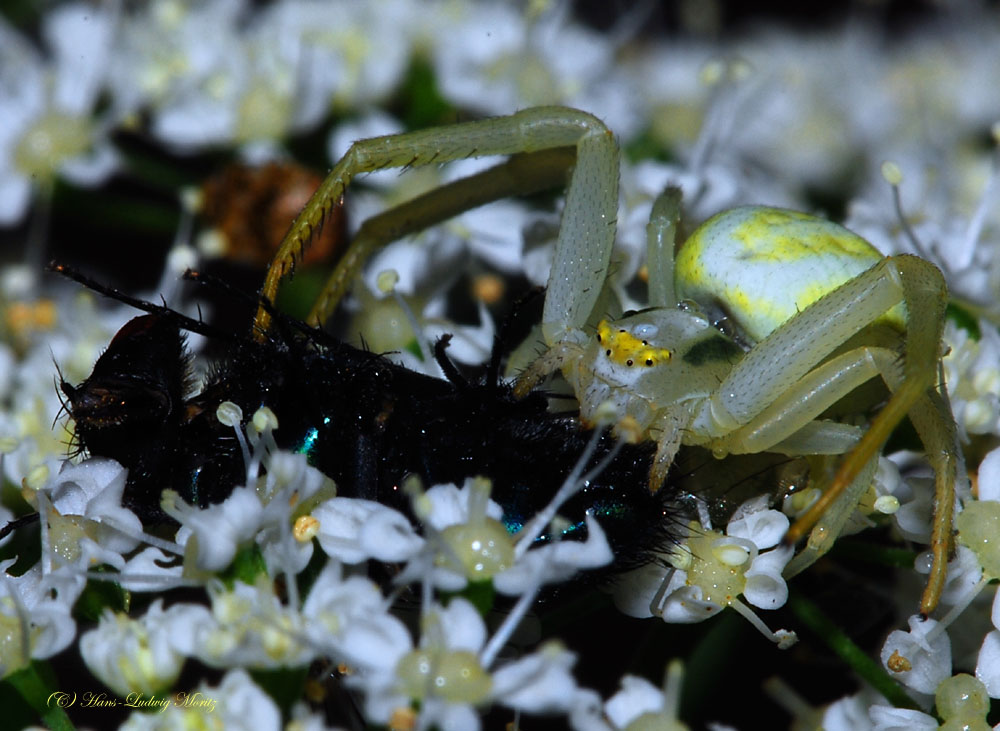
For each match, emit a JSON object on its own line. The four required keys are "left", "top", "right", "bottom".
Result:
{"left": 161, "top": 603, "right": 215, "bottom": 658}
{"left": 938, "top": 545, "right": 983, "bottom": 606}
{"left": 493, "top": 515, "right": 612, "bottom": 594}
{"left": 604, "top": 675, "right": 664, "bottom": 727}
{"left": 153, "top": 98, "right": 234, "bottom": 150}
{"left": 611, "top": 562, "right": 673, "bottom": 619}
{"left": 424, "top": 480, "right": 505, "bottom": 530}
{"left": 979, "top": 447, "right": 1000, "bottom": 502}
{"left": 48, "top": 458, "right": 125, "bottom": 514}
{"left": 45, "top": 3, "right": 113, "bottom": 113}
{"left": 0, "top": 173, "right": 31, "bottom": 224}
{"left": 977, "top": 630, "right": 1000, "bottom": 697}
{"left": 337, "top": 612, "right": 412, "bottom": 673}
{"left": 437, "top": 598, "right": 487, "bottom": 653}
{"left": 868, "top": 704, "right": 938, "bottom": 731}
{"left": 359, "top": 505, "right": 424, "bottom": 562}
{"left": 433, "top": 701, "right": 481, "bottom": 731}
{"left": 880, "top": 615, "right": 951, "bottom": 694}
{"left": 492, "top": 644, "right": 579, "bottom": 713}
{"left": 821, "top": 693, "right": 875, "bottom": 731}
{"left": 569, "top": 688, "right": 611, "bottom": 731}
{"left": 658, "top": 584, "right": 723, "bottom": 624}
{"left": 313, "top": 498, "right": 420, "bottom": 564}
{"left": 893, "top": 483, "right": 933, "bottom": 542}
{"left": 212, "top": 670, "right": 282, "bottom": 731}
{"left": 727, "top": 504, "right": 788, "bottom": 550}
{"left": 118, "top": 547, "right": 184, "bottom": 592}
{"left": 180, "top": 487, "right": 263, "bottom": 571}
{"left": 59, "top": 142, "right": 118, "bottom": 186}
{"left": 744, "top": 545, "right": 793, "bottom": 610}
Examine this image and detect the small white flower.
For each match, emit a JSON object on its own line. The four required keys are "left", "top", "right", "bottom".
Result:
{"left": 431, "top": 3, "right": 642, "bottom": 137}
{"left": 80, "top": 600, "right": 210, "bottom": 696}
{"left": 195, "top": 577, "right": 312, "bottom": 669}
{"left": 0, "top": 3, "right": 118, "bottom": 223}
{"left": 119, "top": 668, "right": 281, "bottom": 731}
{"left": 312, "top": 497, "right": 422, "bottom": 564}
{"left": 493, "top": 513, "right": 613, "bottom": 595}
{"left": 939, "top": 320, "right": 1000, "bottom": 439}
{"left": 255, "top": 451, "right": 332, "bottom": 575}
{"left": 881, "top": 614, "right": 952, "bottom": 695}
{"left": 301, "top": 562, "right": 411, "bottom": 674}
{"left": 604, "top": 675, "right": 666, "bottom": 727}
{"left": 356, "top": 598, "right": 488, "bottom": 729}
{"left": 491, "top": 642, "right": 580, "bottom": 715}
{"left": 580, "top": 660, "right": 689, "bottom": 730}
{"left": 168, "top": 486, "right": 263, "bottom": 572}
{"left": 0, "top": 560, "right": 83, "bottom": 676}
{"left": 638, "top": 500, "right": 793, "bottom": 619}
{"left": 319, "top": 479, "right": 516, "bottom": 591}
{"left": 37, "top": 458, "right": 143, "bottom": 571}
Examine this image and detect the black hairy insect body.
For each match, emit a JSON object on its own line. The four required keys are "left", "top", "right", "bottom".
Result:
{"left": 61, "top": 305, "right": 680, "bottom": 572}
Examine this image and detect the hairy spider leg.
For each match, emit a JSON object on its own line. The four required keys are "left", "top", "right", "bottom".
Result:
{"left": 258, "top": 107, "right": 619, "bottom": 341}
{"left": 695, "top": 251, "right": 956, "bottom": 614}
{"left": 306, "top": 148, "right": 574, "bottom": 327}
{"left": 769, "top": 256, "right": 960, "bottom": 615}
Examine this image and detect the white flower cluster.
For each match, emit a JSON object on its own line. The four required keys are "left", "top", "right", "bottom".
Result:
{"left": 1, "top": 0, "right": 1000, "bottom": 729}
{"left": 6, "top": 417, "right": 668, "bottom": 730}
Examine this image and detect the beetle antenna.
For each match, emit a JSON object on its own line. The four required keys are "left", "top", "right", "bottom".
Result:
{"left": 46, "top": 262, "right": 237, "bottom": 342}
{"left": 0, "top": 512, "right": 40, "bottom": 542}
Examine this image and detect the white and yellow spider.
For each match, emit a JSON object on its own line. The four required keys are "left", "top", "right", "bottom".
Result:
{"left": 258, "top": 107, "right": 963, "bottom": 615}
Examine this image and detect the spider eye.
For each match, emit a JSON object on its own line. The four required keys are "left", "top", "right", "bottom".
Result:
{"left": 626, "top": 359, "right": 634, "bottom": 366}
{"left": 606, "top": 349, "right": 612, "bottom": 357}
{"left": 645, "top": 359, "right": 653, "bottom": 366}
{"left": 634, "top": 324, "right": 659, "bottom": 339}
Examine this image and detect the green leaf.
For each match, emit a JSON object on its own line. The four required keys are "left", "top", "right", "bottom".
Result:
{"left": 220, "top": 544, "right": 268, "bottom": 587}
{"left": 3, "top": 661, "right": 76, "bottom": 731}
{"left": 249, "top": 666, "right": 309, "bottom": 714}
{"left": 396, "top": 56, "right": 455, "bottom": 131}
{"left": 73, "top": 573, "right": 131, "bottom": 622}
{"left": 946, "top": 301, "right": 981, "bottom": 340}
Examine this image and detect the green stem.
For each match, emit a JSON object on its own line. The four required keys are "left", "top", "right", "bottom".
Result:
{"left": 6, "top": 661, "right": 76, "bottom": 731}
{"left": 787, "top": 589, "right": 919, "bottom": 710}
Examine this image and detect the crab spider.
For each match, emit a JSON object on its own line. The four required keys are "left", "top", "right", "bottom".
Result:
{"left": 518, "top": 200, "right": 964, "bottom": 613}
{"left": 260, "top": 107, "right": 963, "bottom": 615}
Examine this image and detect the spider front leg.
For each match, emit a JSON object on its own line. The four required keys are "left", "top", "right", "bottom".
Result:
{"left": 513, "top": 186, "right": 684, "bottom": 424}
{"left": 258, "top": 107, "right": 619, "bottom": 339}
